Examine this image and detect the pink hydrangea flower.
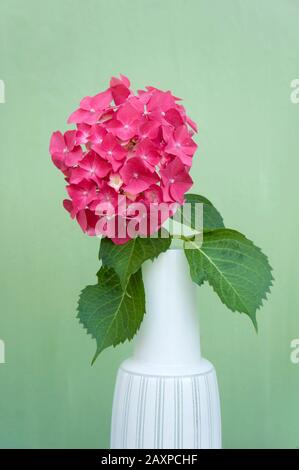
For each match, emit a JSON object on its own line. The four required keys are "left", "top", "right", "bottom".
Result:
{"left": 106, "top": 103, "right": 140, "bottom": 141}
{"left": 165, "top": 125, "right": 197, "bottom": 166}
{"left": 67, "top": 90, "right": 112, "bottom": 125}
{"left": 160, "top": 157, "right": 193, "bottom": 204}
{"left": 120, "top": 157, "right": 159, "bottom": 194}
{"left": 50, "top": 75, "right": 198, "bottom": 244}
{"left": 68, "top": 151, "right": 111, "bottom": 185}
{"left": 50, "top": 130, "right": 83, "bottom": 172}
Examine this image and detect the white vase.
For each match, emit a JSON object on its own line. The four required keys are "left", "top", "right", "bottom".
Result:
{"left": 110, "top": 249, "right": 221, "bottom": 449}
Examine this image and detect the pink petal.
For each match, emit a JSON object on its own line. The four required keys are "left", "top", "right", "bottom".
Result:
{"left": 165, "top": 108, "right": 184, "bottom": 127}
{"left": 83, "top": 110, "right": 104, "bottom": 126}
{"left": 143, "top": 185, "right": 163, "bottom": 204}
{"left": 92, "top": 156, "right": 111, "bottom": 178}
{"left": 119, "top": 74, "right": 131, "bottom": 87}
{"left": 79, "top": 96, "right": 93, "bottom": 110}
{"left": 182, "top": 138, "right": 197, "bottom": 156}
{"left": 106, "top": 119, "right": 138, "bottom": 141}
{"left": 127, "top": 95, "right": 144, "bottom": 113}
{"left": 160, "top": 157, "right": 193, "bottom": 203}
{"left": 63, "top": 199, "right": 73, "bottom": 214}
{"left": 137, "top": 89, "right": 153, "bottom": 104}
{"left": 51, "top": 153, "right": 67, "bottom": 172}
{"left": 68, "top": 168, "right": 86, "bottom": 184}
{"left": 117, "top": 103, "right": 140, "bottom": 125}
{"left": 77, "top": 209, "right": 88, "bottom": 232}
{"left": 109, "top": 157, "right": 123, "bottom": 172}
{"left": 148, "top": 90, "right": 175, "bottom": 112}
{"left": 119, "top": 157, "right": 145, "bottom": 184}
{"left": 123, "top": 179, "right": 152, "bottom": 194}
{"left": 97, "top": 133, "right": 127, "bottom": 163}
{"left": 111, "top": 84, "right": 130, "bottom": 105}
{"left": 89, "top": 125, "right": 107, "bottom": 145}
{"left": 135, "top": 138, "right": 160, "bottom": 170}
{"left": 91, "top": 89, "right": 112, "bottom": 110}
{"left": 170, "top": 180, "right": 192, "bottom": 203}
{"left": 162, "top": 125, "right": 173, "bottom": 143}
{"left": 139, "top": 121, "right": 160, "bottom": 140}
{"left": 76, "top": 124, "right": 91, "bottom": 145}
{"left": 49, "top": 131, "right": 65, "bottom": 154}
{"left": 104, "top": 118, "right": 120, "bottom": 133}
{"left": 120, "top": 157, "right": 159, "bottom": 194}
{"left": 64, "top": 130, "right": 77, "bottom": 151}
{"left": 65, "top": 146, "right": 84, "bottom": 166}
{"left": 177, "top": 153, "right": 193, "bottom": 167}
{"left": 110, "top": 74, "right": 130, "bottom": 88}
{"left": 77, "top": 209, "right": 99, "bottom": 236}
{"left": 67, "top": 180, "right": 98, "bottom": 213}
{"left": 67, "top": 108, "right": 90, "bottom": 124}
{"left": 174, "top": 125, "right": 189, "bottom": 143}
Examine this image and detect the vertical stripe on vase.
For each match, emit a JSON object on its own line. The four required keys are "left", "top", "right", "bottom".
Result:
{"left": 196, "top": 376, "right": 202, "bottom": 448}
{"left": 204, "top": 374, "right": 212, "bottom": 448}
{"left": 135, "top": 376, "right": 148, "bottom": 448}
{"left": 121, "top": 373, "right": 129, "bottom": 448}
{"left": 141, "top": 377, "right": 149, "bottom": 448}
{"left": 212, "top": 371, "right": 221, "bottom": 447}
{"left": 154, "top": 378, "right": 165, "bottom": 449}
{"left": 191, "top": 376, "right": 201, "bottom": 449}
{"left": 155, "top": 379, "right": 160, "bottom": 449}
{"left": 173, "top": 378, "right": 183, "bottom": 448}
{"left": 122, "top": 374, "right": 133, "bottom": 448}
{"left": 179, "top": 379, "right": 183, "bottom": 448}
{"left": 191, "top": 377, "right": 196, "bottom": 449}
{"left": 135, "top": 376, "right": 144, "bottom": 448}
{"left": 158, "top": 378, "right": 165, "bottom": 448}
{"left": 161, "top": 379, "right": 165, "bottom": 448}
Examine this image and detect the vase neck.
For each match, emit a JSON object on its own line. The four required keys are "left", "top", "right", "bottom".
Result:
{"left": 133, "top": 249, "right": 202, "bottom": 367}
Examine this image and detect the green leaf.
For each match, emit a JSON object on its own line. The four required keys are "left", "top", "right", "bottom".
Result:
{"left": 77, "top": 266, "right": 145, "bottom": 363}
{"left": 185, "top": 228, "right": 273, "bottom": 328}
{"left": 99, "top": 230, "right": 171, "bottom": 288}
{"left": 174, "top": 193, "right": 225, "bottom": 232}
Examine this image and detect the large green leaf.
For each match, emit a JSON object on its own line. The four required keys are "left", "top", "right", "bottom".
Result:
{"left": 185, "top": 229, "right": 273, "bottom": 328}
{"left": 173, "top": 193, "right": 224, "bottom": 232}
{"left": 77, "top": 266, "right": 145, "bottom": 363}
{"left": 99, "top": 231, "right": 171, "bottom": 288}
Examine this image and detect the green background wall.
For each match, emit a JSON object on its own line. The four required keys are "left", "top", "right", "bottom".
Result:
{"left": 0, "top": 0, "right": 298, "bottom": 449}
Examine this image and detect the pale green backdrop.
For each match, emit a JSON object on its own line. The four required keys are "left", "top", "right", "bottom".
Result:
{"left": 0, "top": 0, "right": 298, "bottom": 449}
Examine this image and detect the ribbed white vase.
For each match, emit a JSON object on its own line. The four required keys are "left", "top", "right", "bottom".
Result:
{"left": 110, "top": 249, "right": 221, "bottom": 449}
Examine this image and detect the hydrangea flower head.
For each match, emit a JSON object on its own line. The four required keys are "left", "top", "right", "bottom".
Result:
{"left": 50, "top": 75, "right": 198, "bottom": 244}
